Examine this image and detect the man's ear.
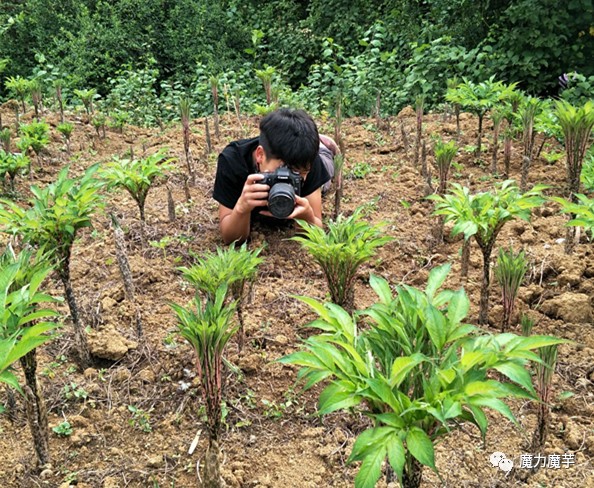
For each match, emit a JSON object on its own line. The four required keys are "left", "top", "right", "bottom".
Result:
{"left": 255, "top": 145, "right": 265, "bottom": 164}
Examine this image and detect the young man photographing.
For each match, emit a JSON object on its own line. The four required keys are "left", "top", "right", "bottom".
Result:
{"left": 213, "top": 108, "right": 334, "bottom": 244}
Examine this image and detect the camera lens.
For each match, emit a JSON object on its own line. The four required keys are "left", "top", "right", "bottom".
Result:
{"left": 268, "top": 183, "right": 296, "bottom": 219}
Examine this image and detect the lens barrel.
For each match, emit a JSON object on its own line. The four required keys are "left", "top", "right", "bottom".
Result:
{"left": 267, "top": 183, "right": 296, "bottom": 218}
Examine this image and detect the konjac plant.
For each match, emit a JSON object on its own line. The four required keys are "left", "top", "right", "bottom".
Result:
{"left": 554, "top": 99, "right": 594, "bottom": 254}
{"left": 280, "top": 264, "right": 565, "bottom": 488}
{"left": 445, "top": 77, "right": 514, "bottom": 160}
{"left": 531, "top": 344, "right": 558, "bottom": 452}
{"left": 0, "top": 248, "right": 61, "bottom": 467}
{"left": 293, "top": 208, "right": 391, "bottom": 313}
{"left": 0, "top": 165, "right": 104, "bottom": 366}
{"left": 494, "top": 246, "right": 528, "bottom": 331}
{"left": 179, "top": 243, "right": 264, "bottom": 350}
{"left": 429, "top": 180, "right": 545, "bottom": 324}
{"left": 101, "top": 149, "right": 175, "bottom": 241}
{"left": 171, "top": 286, "right": 237, "bottom": 488}
{"left": 0, "top": 150, "right": 29, "bottom": 192}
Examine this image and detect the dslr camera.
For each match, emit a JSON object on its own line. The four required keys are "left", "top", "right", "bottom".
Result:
{"left": 258, "top": 166, "right": 302, "bottom": 219}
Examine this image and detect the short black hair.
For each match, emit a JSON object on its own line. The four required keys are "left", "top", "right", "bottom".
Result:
{"left": 259, "top": 108, "right": 319, "bottom": 171}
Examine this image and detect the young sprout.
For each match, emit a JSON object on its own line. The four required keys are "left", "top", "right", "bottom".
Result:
{"left": 5, "top": 75, "right": 30, "bottom": 113}
{"left": 73, "top": 88, "right": 97, "bottom": 121}
{"left": 210, "top": 76, "right": 220, "bottom": 138}
{"left": 255, "top": 66, "right": 276, "bottom": 106}
{"left": 171, "top": 286, "right": 237, "bottom": 487}
{"left": 179, "top": 243, "right": 264, "bottom": 350}
{"left": 520, "top": 313, "right": 535, "bottom": 337}
{"left": 433, "top": 137, "right": 457, "bottom": 195}
{"left": 532, "top": 345, "right": 558, "bottom": 451}
{"left": 101, "top": 149, "right": 175, "bottom": 224}
{"left": 29, "top": 79, "right": 43, "bottom": 121}
{"left": 53, "top": 79, "right": 65, "bottom": 123}
{"left": 520, "top": 97, "right": 543, "bottom": 191}
{"left": 292, "top": 208, "right": 391, "bottom": 312}
{"left": 0, "top": 150, "right": 29, "bottom": 191}
{"left": 494, "top": 246, "right": 528, "bottom": 331}
{"left": 554, "top": 100, "right": 594, "bottom": 254}
{"left": 179, "top": 97, "right": 194, "bottom": 183}
{"left": 18, "top": 121, "right": 50, "bottom": 170}
{"left": 0, "top": 127, "right": 10, "bottom": 152}
{"left": 56, "top": 122, "right": 74, "bottom": 153}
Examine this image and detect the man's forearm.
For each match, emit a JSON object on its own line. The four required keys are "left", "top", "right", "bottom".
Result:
{"left": 220, "top": 208, "right": 251, "bottom": 244}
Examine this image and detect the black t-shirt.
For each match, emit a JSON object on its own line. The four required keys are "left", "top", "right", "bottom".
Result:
{"left": 213, "top": 137, "right": 331, "bottom": 214}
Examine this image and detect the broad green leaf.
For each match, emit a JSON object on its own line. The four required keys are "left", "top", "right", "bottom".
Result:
{"left": 390, "top": 354, "right": 424, "bottom": 388}
{"left": 469, "top": 396, "right": 518, "bottom": 426}
{"left": 318, "top": 382, "right": 362, "bottom": 414}
{"left": 354, "top": 445, "right": 385, "bottom": 488}
{"left": 369, "top": 274, "right": 392, "bottom": 304}
{"left": 386, "top": 433, "right": 405, "bottom": 483}
{"left": 446, "top": 289, "right": 469, "bottom": 325}
{"left": 406, "top": 427, "right": 436, "bottom": 471}
{"left": 425, "top": 263, "right": 451, "bottom": 300}
{"left": 493, "top": 362, "right": 535, "bottom": 395}
{"left": 424, "top": 304, "right": 447, "bottom": 350}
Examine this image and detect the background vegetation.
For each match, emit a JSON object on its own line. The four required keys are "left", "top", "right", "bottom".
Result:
{"left": 0, "top": 0, "right": 592, "bottom": 122}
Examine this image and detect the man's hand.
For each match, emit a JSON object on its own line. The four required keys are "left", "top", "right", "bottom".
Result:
{"left": 287, "top": 195, "right": 315, "bottom": 222}
{"left": 235, "top": 174, "right": 269, "bottom": 214}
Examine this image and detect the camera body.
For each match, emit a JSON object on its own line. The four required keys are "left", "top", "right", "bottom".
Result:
{"left": 258, "top": 166, "right": 302, "bottom": 219}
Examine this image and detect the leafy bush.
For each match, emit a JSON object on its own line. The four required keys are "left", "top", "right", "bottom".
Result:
{"left": 280, "top": 264, "right": 565, "bottom": 488}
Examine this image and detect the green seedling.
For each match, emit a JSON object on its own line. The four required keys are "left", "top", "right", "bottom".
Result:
{"left": 179, "top": 242, "right": 264, "bottom": 350}
{"left": 494, "top": 247, "right": 528, "bottom": 330}
{"left": 56, "top": 122, "right": 74, "bottom": 153}
{"left": 171, "top": 285, "right": 237, "bottom": 487}
{"left": 293, "top": 207, "right": 391, "bottom": 313}
{"left": 101, "top": 149, "right": 175, "bottom": 224}
{"left": 52, "top": 421, "right": 73, "bottom": 437}
{"left": 128, "top": 405, "right": 153, "bottom": 433}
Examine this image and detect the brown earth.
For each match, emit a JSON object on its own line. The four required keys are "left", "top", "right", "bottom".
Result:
{"left": 0, "top": 105, "right": 593, "bottom": 488}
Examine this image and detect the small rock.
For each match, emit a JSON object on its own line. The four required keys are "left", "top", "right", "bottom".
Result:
{"left": 88, "top": 325, "right": 138, "bottom": 361}
{"left": 274, "top": 334, "right": 288, "bottom": 346}
{"left": 101, "top": 296, "right": 117, "bottom": 310}
{"left": 146, "top": 455, "right": 163, "bottom": 468}
{"left": 540, "top": 292, "right": 592, "bottom": 323}
{"left": 83, "top": 368, "right": 97, "bottom": 380}
{"left": 239, "top": 353, "right": 263, "bottom": 373}
{"left": 113, "top": 367, "right": 132, "bottom": 383}
{"left": 138, "top": 368, "right": 156, "bottom": 383}
{"left": 564, "top": 420, "right": 582, "bottom": 451}
{"left": 102, "top": 477, "right": 121, "bottom": 488}
{"left": 39, "top": 468, "right": 53, "bottom": 479}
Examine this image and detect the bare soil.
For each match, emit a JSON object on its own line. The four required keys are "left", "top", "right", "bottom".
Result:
{"left": 0, "top": 105, "right": 593, "bottom": 488}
